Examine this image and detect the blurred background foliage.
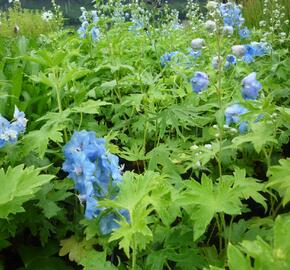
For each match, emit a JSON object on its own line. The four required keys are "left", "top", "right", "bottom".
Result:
{"left": 0, "top": 0, "right": 289, "bottom": 27}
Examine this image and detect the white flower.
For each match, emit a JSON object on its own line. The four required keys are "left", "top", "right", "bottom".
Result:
{"left": 191, "top": 144, "right": 199, "bottom": 150}
{"left": 41, "top": 10, "right": 53, "bottom": 22}
{"left": 231, "top": 45, "right": 246, "bottom": 57}
{"left": 259, "top": 20, "right": 266, "bottom": 27}
{"left": 206, "top": 1, "right": 218, "bottom": 11}
{"left": 195, "top": 160, "right": 201, "bottom": 167}
{"left": 204, "top": 144, "right": 212, "bottom": 149}
{"left": 191, "top": 38, "right": 205, "bottom": 50}
{"left": 204, "top": 20, "right": 216, "bottom": 32}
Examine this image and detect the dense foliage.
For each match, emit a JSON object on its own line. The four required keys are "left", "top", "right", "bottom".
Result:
{"left": 0, "top": 0, "right": 290, "bottom": 269}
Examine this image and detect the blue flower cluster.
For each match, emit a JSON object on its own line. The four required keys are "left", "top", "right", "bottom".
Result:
{"left": 232, "top": 42, "right": 271, "bottom": 63}
{"left": 225, "top": 72, "right": 262, "bottom": 133}
{"left": 225, "top": 104, "right": 248, "bottom": 133}
{"left": 190, "top": 72, "right": 209, "bottom": 93}
{"left": 225, "top": 54, "right": 237, "bottom": 69}
{"left": 188, "top": 49, "right": 201, "bottom": 60}
{"left": 0, "top": 106, "right": 27, "bottom": 148}
{"left": 219, "top": 3, "right": 250, "bottom": 39}
{"left": 241, "top": 72, "right": 262, "bottom": 100}
{"left": 160, "top": 51, "right": 180, "bottom": 67}
{"left": 212, "top": 55, "right": 236, "bottom": 70}
{"left": 62, "top": 130, "right": 129, "bottom": 234}
{"left": 219, "top": 3, "right": 244, "bottom": 28}
{"left": 239, "top": 27, "right": 251, "bottom": 39}
{"left": 77, "top": 8, "right": 100, "bottom": 42}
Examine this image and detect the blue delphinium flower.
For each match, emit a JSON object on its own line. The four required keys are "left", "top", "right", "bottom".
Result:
{"left": 77, "top": 8, "right": 101, "bottom": 42}
{"left": 212, "top": 56, "right": 223, "bottom": 70}
{"left": 91, "top": 10, "right": 99, "bottom": 23}
{"left": 91, "top": 26, "right": 100, "bottom": 42}
{"left": 242, "top": 45, "right": 256, "bottom": 63}
{"left": 0, "top": 106, "right": 27, "bottom": 148}
{"left": 219, "top": 2, "right": 245, "bottom": 28}
{"left": 190, "top": 72, "right": 209, "bottom": 93}
{"left": 232, "top": 42, "right": 270, "bottom": 63}
{"left": 160, "top": 51, "right": 180, "bottom": 67}
{"left": 0, "top": 116, "right": 11, "bottom": 148}
{"left": 238, "top": 121, "right": 248, "bottom": 133}
{"left": 239, "top": 27, "right": 251, "bottom": 39}
{"left": 188, "top": 49, "right": 201, "bottom": 59}
{"left": 225, "top": 54, "right": 237, "bottom": 69}
{"left": 250, "top": 42, "right": 271, "bottom": 57}
{"left": 225, "top": 103, "right": 248, "bottom": 133}
{"left": 241, "top": 72, "right": 262, "bottom": 100}
{"left": 77, "top": 24, "right": 87, "bottom": 39}
{"left": 62, "top": 130, "right": 127, "bottom": 234}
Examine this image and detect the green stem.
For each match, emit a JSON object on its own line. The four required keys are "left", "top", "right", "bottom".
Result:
{"left": 78, "top": 112, "right": 83, "bottom": 131}
{"left": 55, "top": 84, "right": 68, "bottom": 143}
{"left": 216, "top": 22, "right": 224, "bottom": 181}
{"left": 132, "top": 236, "right": 137, "bottom": 270}
{"left": 215, "top": 213, "right": 223, "bottom": 252}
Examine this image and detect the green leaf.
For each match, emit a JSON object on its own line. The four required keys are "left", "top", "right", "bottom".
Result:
{"left": 0, "top": 165, "right": 54, "bottom": 219}
{"left": 60, "top": 68, "right": 90, "bottom": 87}
{"left": 59, "top": 236, "right": 97, "bottom": 263}
{"left": 231, "top": 168, "right": 267, "bottom": 209}
{"left": 179, "top": 175, "right": 242, "bottom": 240}
{"left": 72, "top": 99, "right": 111, "bottom": 114}
{"left": 101, "top": 80, "right": 117, "bottom": 90}
{"left": 267, "top": 158, "right": 290, "bottom": 206}
{"left": 22, "top": 125, "right": 63, "bottom": 158}
{"left": 232, "top": 122, "right": 277, "bottom": 153}
{"left": 79, "top": 250, "right": 117, "bottom": 270}
{"left": 227, "top": 243, "right": 251, "bottom": 270}
{"left": 227, "top": 215, "right": 290, "bottom": 270}
{"left": 102, "top": 172, "right": 165, "bottom": 257}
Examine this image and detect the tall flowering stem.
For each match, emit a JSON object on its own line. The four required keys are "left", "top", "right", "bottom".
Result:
{"left": 213, "top": 6, "right": 224, "bottom": 181}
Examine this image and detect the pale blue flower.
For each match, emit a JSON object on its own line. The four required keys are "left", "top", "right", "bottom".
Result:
{"left": 62, "top": 130, "right": 125, "bottom": 230}
{"left": 239, "top": 27, "right": 251, "bottom": 39}
{"left": 241, "top": 72, "right": 262, "bottom": 100}
{"left": 225, "top": 103, "right": 248, "bottom": 133}
{"left": 220, "top": 3, "right": 245, "bottom": 28}
{"left": 91, "top": 10, "right": 99, "bottom": 23}
{"left": 188, "top": 49, "right": 201, "bottom": 59}
{"left": 0, "top": 106, "right": 27, "bottom": 148}
{"left": 160, "top": 51, "right": 180, "bottom": 67}
{"left": 190, "top": 72, "right": 209, "bottom": 93}
{"left": 91, "top": 26, "right": 100, "bottom": 42}
{"left": 225, "top": 54, "right": 237, "bottom": 68}
{"left": 212, "top": 56, "right": 222, "bottom": 70}
{"left": 225, "top": 104, "right": 248, "bottom": 125}
{"left": 232, "top": 45, "right": 246, "bottom": 57}
{"left": 191, "top": 38, "right": 205, "bottom": 50}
